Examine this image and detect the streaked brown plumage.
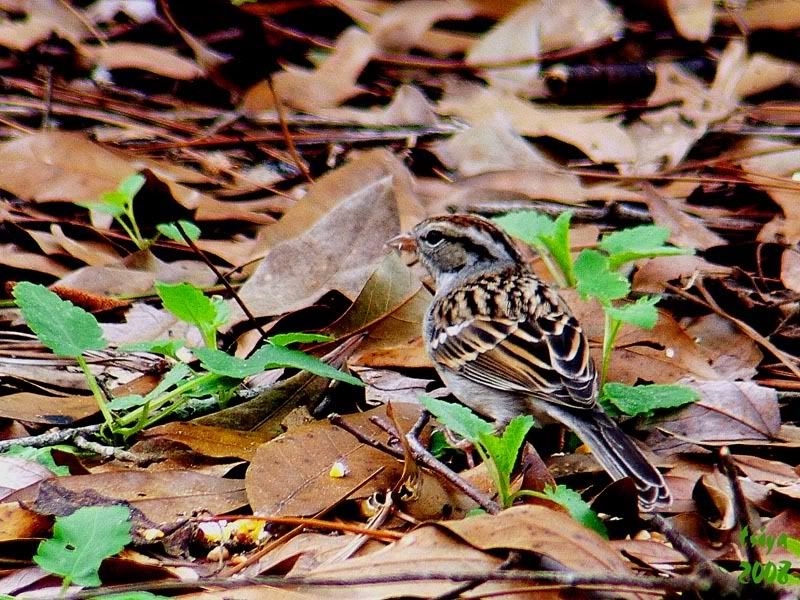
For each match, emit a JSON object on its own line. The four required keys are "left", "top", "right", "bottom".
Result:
{"left": 393, "top": 214, "right": 670, "bottom": 511}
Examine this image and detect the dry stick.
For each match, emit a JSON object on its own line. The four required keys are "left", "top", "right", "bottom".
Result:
{"left": 648, "top": 513, "right": 741, "bottom": 596}
{"left": 328, "top": 413, "right": 403, "bottom": 458}
{"left": 432, "top": 552, "right": 521, "bottom": 600}
{"left": 405, "top": 411, "right": 501, "bottom": 515}
{"left": 267, "top": 75, "right": 312, "bottom": 184}
{"left": 0, "top": 424, "right": 101, "bottom": 452}
{"left": 62, "top": 570, "right": 705, "bottom": 598}
{"left": 172, "top": 221, "right": 267, "bottom": 340}
{"left": 718, "top": 447, "right": 764, "bottom": 565}
{"left": 196, "top": 511, "right": 401, "bottom": 542}
{"left": 666, "top": 280, "right": 800, "bottom": 381}
{"left": 330, "top": 411, "right": 501, "bottom": 514}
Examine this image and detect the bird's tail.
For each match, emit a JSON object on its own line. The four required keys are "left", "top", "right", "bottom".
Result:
{"left": 553, "top": 406, "right": 671, "bottom": 511}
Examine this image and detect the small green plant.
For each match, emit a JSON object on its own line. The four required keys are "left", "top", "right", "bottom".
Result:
{"left": 34, "top": 505, "right": 132, "bottom": 591}
{"left": 419, "top": 395, "right": 606, "bottom": 536}
{"left": 494, "top": 211, "right": 699, "bottom": 414}
{"left": 80, "top": 173, "right": 201, "bottom": 251}
{"left": 80, "top": 174, "right": 148, "bottom": 250}
{"left": 13, "top": 282, "right": 362, "bottom": 440}
{"left": 156, "top": 282, "right": 230, "bottom": 348}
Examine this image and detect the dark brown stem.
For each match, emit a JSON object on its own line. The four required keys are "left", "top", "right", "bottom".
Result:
{"left": 172, "top": 221, "right": 267, "bottom": 340}
{"left": 719, "top": 446, "right": 764, "bottom": 565}
{"left": 405, "top": 411, "right": 501, "bottom": 514}
{"left": 649, "top": 513, "right": 741, "bottom": 596}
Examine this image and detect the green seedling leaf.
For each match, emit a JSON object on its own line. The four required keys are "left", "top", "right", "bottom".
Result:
{"left": 13, "top": 282, "right": 107, "bottom": 358}
{"left": 493, "top": 210, "right": 556, "bottom": 244}
{"left": 268, "top": 332, "right": 334, "bottom": 347}
{"left": 603, "top": 382, "right": 699, "bottom": 417}
{"left": 606, "top": 295, "right": 660, "bottom": 329}
{"left": 600, "top": 225, "right": 693, "bottom": 270}
{"left": 157, "top": 220, "right": 201, "bottom": 243}
{"left": 119, "top": 339, "right": 185, "bottom": 358}
{"left": 2, "top": 445, "right": 69, "bottom": 476}
{"left": 156, "top": 282, "right": 228, "bottom": 346}
{"left": 157, "top": 282, "right": 219, "bottom": 328}
{"left": 494, "top": 210, "right": 575, "bottom": 285}
{"left": 478, "top": 414, "right": 534, "bottom": 485}
{"left": 252, "top": 344, "right": 363, "bottom": 386}
{"left": 429, "top": 430, "right": 452, "bottom": 459}
{"left": 574, "top": 250, "right": 629, "bottom": 302}
{"left": 194, "top": 345, "right": 363, "bottom": 386}
{"left": 540, "top": 485, "right": 608, "bottom": 538}
{"left": 193, "top": 347, "right": 261, "bottom": 379}
{"left": 117, "top": 173, "right": 146, "bottom": 199}
{"left": 784, "top": 535, "right": 800, "bottom": 558}
{"left": 34, "top": 505, "right": 132, "bottom": 587}
{"left": 107, "top": 394, "right": 147, "bottom": 411}
{"left": 418, "top": 395, "right": 493, "bottom": 443}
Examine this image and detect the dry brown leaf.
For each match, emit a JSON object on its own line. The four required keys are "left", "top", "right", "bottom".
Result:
{"left": 781, "top": 248, "right": 800, "bottom": 292}
{"left": 732, "top": 454, "right": 800, "bottom": 486}
{"left": 0, "top": 501, "right": 51, "bottom": 541}
{"left": 244, "top": 27, "right": 376, "bottom": 113}
{"left": 6, "top": 470, "right": 247, "bottom": 523}
{"left": 136, "top": 422, "right": 275, "bottom": 462}
{"left": 664, "top": 0, "right": 715, "bottom": 41}
{"left": 442, "top": 505, "right": 641, "bottom": 586}
{"left": 370, "top": 0, "right": 476, "bottom": 51}
{"left": 0, "top": 131, "right": 255, "bottom": 223}
{"left": 101, "top": 304, "right": 195, "bottom": 347}
{"left": 643, "top": 381, "right": 781, "bottom": 454}
{"left": 644, "top": 190, "right": 726, "bottom": 250}
{"left": 0, "top": 0, "right": 89, "bottom": 51}
{"left": 0, "top": 392, "right": 98, "bottom": 424}
{"left": 315, "top": 85, "right": 440, "bottom": 127}
{"left": 439, "top": 84, "right": 636, "bottom": 163}
{"left": 735, "top": 53, "right": 800, "bottom": 97}
{"left": 234, "top": 150, "right": 422, "bottom": 320}
{"left": 719, "top": 0, "right": 800, "bottom": 31}
{"left": 324, "top": 253, "right": 431, "bottom": 368}
{"left": 432, "top": 117, "right": 560, "bottom": 176}
{"left": 83, "top": 42, "right": 204, "bottom": 80}
{"left": 683, "top": 314, "right": 763, "bottom": 380}
{"left": 245, "top": 403, "right": 425, "bottom": 517}
{"left": 297, "top": 526, "right": 526, "bottom": 599}
{"left": 49, "top": 224, "right": 121, "bottom": 267}
{"left": 632, "top": 255, "right": 732, "bottom": 293}
{"left": 0, "top": 243, "right": 70, "bottom": 277}
{"left": 465, "top": 2, "right": 542, "bottom": 94}
{"left": 0, "top": 458, "right": 54, "bottom": 502}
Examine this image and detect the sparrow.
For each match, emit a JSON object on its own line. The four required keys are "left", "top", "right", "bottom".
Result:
{"left": 390, "top": 214, "right": 671, "bottom": 511}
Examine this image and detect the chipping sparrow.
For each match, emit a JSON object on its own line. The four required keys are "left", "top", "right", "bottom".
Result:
{"left": 390, "top": 214, "right": 671, "bottom": 511}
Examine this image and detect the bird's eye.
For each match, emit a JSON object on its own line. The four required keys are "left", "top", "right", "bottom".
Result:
{"left": 423, "top": 230, "right": 445, "bottom": 246}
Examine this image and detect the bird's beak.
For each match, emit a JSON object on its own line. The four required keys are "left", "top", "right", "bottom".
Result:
{"left": 386, "top": 232, "right": 417, "bottom": 253}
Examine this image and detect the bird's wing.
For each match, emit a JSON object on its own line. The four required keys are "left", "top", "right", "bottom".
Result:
{"left": 429, "top": 274, "right": 597, "bottom": 411}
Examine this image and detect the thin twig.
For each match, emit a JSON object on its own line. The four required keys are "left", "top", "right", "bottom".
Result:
{"left": 719, "top": 447, "right": 763, "bottom": 564}
{"left": 405, "top": 411, "right": 501, "bottom": 515}
{"left": 328, "top": 413, "right": 404, "bottom": 458}
{"left": 649, "top": 513, "right": 740, "bottom": 596}
{"left": 173, "top": 221, "right": 267, "bottom": 340}
{"left": 0, "top": 424, "right": 102, "bottom": 452}
{"left": 267, "top": 75, "right": 312, "bottom": 183}
{"left": 73, "top": 436, "right": 154, "bottom": 465}
{"left": 61, "top": 569, "right": 709, "bottom": 599}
